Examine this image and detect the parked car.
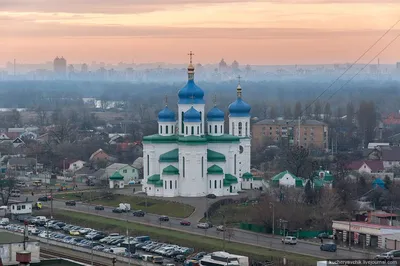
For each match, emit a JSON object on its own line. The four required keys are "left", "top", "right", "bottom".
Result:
{"left": 320, "top": 243, "right": 337, "bottom": 252}
{"left": 318, "top": 232, "right": 333, "bottom": 239}
{"left": 174, "top": 255, "right": 186, "bottom": 263}
{"left": 180, "top": 220, "right": 191, "bottom": 226}
{"left": 376, "top": 250, "right": 400, "bottom": 261}
{"left": 95, "top": 205, "right": 104, "bottom": 210}
{"left": 38, "top": 196, "right": 50, "bottom": 201}
{"left": 65, "top": 201, "right": 76, "bottom": 206}
{"left": 159, "top": 216, "right": 169, "bottom": 222}
{"left": 112, "top": 208, "right": 123, "bottom": 213}
{"left": 216, "top": 225, "right": 225, "bottom": 231}
{"left": 197, "top": 223, "right": 210, "bottom": 229}
{"left": 132, "top": 210, "right": 145, "bottom": 217}
{"left": 281, "top": 236, "right": 297, "bottom": 245}
{"left": 206, "top": 194, "right": 216, "bottom": 199}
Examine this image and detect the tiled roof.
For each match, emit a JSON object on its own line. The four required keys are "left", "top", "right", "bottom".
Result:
{"left": 109, "top": 171, "right": 124, "bottom": 180}
{"left": 159, "top": 149, "right": 179, "bottom": 163}
{"left": 347, "top": 160, "right": 384, "bottom": 172}
{"left": 382, "top": 147, "right": 400, "bottom": 161}
{"left": 207, "top": 165, "right": 224, "bottom": 175}
{"left": 162, "top": 165, "right": 179, "bottom": 175}
{"left": 207, "top": 149, "right": 226, "bottom": 162}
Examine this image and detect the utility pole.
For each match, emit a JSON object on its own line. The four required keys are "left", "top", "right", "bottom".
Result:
{"left": 126, "top": 206, "right": 131, "bottom": 266}
{"left": 50, "top": 189, "right": 53, "bottom": 219}
{"left": 222, "top": 214, "right": 226, "bottom": 251}
{"left": 270, "top": 203, "right": 275, "bottom": 237}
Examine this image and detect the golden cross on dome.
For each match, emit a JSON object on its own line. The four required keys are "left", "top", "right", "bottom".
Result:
{"left": 237, "top": 75, "right": 242, "bottom": 85}
{"left": 164, "top": 95, "right": 168, "bottom": 106}
{"left": 188, "top": 51, "right": 194, "bottom": 64}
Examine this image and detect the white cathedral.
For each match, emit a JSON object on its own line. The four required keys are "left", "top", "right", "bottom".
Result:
{"left": 142, "top": 53, "right": 254, "bottom": 197}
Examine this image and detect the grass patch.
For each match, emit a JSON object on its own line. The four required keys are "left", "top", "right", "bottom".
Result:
{"left": 202, "top": 203, "right": 254, "bottom": 225}
{"left": 54, "top": 192, "right": 194, "bottom": 218}
{"left": 50, "top": 210, "right": 318, "bottom": 266}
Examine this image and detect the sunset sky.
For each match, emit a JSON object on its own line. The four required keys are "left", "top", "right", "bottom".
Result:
{"left": 1, "top": 0, "right": 400, "bottom": 65}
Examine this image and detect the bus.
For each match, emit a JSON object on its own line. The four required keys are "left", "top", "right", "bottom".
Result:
{"left": 32, "top": 180, "right": 42, "bottom": 187}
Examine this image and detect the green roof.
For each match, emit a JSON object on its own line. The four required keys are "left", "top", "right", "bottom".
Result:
{"left": 242, "top": 172, "right": 253, "bottom": 180}
{"left": 223, "top": 174, "right": 238, "bottom": 186}
{"left": 295, "top": 178, "right": 304, "bottom": 187}
{"left": 271, "top": 171, "right": 297, "bottom": 181}
{"left": 159, "top": 149, "right": 179, "bottom": 163}
{"left": 207, "top": 165, "right": 224, "bottom": 175}
{"left": 147, "top": 174, "right": 161, "bottom": 184}
{"left": 207, "top": 134, "right": 240, "bottom": 143}
{"left": 313, "top": 179, "right": 324, "bottom": 189}
{"left": 178, "top": 136, "right": 207, "bottom": 145}
{"left": 109, "top": 171, "right": 124, "bottom": 180}
{"left": 323, "top": 172, "right": 334, "bottom": 182}
{"left": 162, "top": 165, "right": 179, "bottom": 175}
{"left": 207, "top": 149, "right": 226, "bottom": 162}
{"left": 155, "top": 179, "right": 164, "bottom": 187}
{"left": 143, "top": 134, "right": 178, "bottom": 144}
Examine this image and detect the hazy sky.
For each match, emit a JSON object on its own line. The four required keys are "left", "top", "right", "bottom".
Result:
{"left": 1, "top": 0, "right": 400, "bottom": 65}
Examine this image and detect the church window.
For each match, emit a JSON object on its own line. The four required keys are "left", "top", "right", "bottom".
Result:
{"left": 238, "top": 122, "right": 243, "bottom": 136}
{"left": 214, "top": 180, "right": 217, "bottom": 189}
{"left": 219, "top": 180, "right": 222, "bottom": 188}
{"left": 175, "top": 180, "right": 177, "bottom": 189}
{"left": 200, "top": 123, "right": 202, "bottom": 134}
{"left": 197, "top": 126, "right": 199, "bottom": 135}
{"left": 181, "top": 112, "right": 184, "bottom": 134}
{"left": 170, "top": 180, "right": 172, "bottom": 189}
{"left": 232, "top": 122, "right": 235, "bottom": 135}
{"left": 210, "top": 180, "right": 212, "bottom": 189}
{"left": 209, "top": 125, "right": 211, "bottom": 133}
{"left": 245, "top": 122, "right": 248, "bottom": 136}
{"left": 201, "top": 157, "right": 204, "bottom": 177}
{"left": 165, "top": 180, "right": 167, "bottom": 189}
{"left": 171, "top": 125, "right": 174, "bottom": 133}
{"left": 160, "top": 126, "right": 162, "bottom": 134}
{"left": 191, "top": 126, "right": 194, "bottom": 135}
{"left": 234, "top": 154, "right": 237, "bottom": 175}
{"left": 146, "top": 155, "right": 149, "bottom": 176}
{"left": 221, "top": 125, "right": 223, "bottom": 134}
{"left": 186, "top": 126, "right": 188, "bottom": 135}
{"left": 215, "top": 125, "right": 218, "bottom": 134}
{"left": 166, "top": 126, "right": 169, "bottom": 134}
{"left": 182, "top": 157, "right": 185, "bottom": 177}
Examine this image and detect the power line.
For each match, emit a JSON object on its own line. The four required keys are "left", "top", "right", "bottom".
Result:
{"left": 295, "top": 18, "right": 400, "bottom": 121}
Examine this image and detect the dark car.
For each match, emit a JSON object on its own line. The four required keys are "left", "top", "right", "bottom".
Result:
{"left": 159, "top": 215, "right": 169, "bottom": 222}
{"left": 65, "top": 201, "right": 76, "bottom": 206}
{"left": 174, "top": 255, "right": 186, "bottom": 263}
{"left": 112, "top": 208, "right": 123, "bottom": 213}
{"left": 206, "top": 194, "right": 216, "bottom": 199}
{"left": 95, "top": 205, "right": 104, "bottom": 211}
{"left": 132, "top": 210, "right": 145, "bottom": 217}
{"left": 180, "top": 220, "right": 191, "bottom": 226}
{"left": 320, "top": 243, "right": 337, "bottom": 252}
{"left": 38, "top": 196, "right": 49, "bottom": 201}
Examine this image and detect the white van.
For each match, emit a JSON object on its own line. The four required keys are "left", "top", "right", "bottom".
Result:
{"left": 282, "top": 236, "right": 297, "bottom": 245}
{"left": 109, "top": 247, "right": 127, "bottom": 255}
{"left": 141, "top": 255, "right": 153, "bottom": 262}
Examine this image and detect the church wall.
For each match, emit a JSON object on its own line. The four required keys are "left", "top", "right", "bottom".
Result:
{"left": 238, "top": 138, "right": 251, "bottom": 178}
{"left": 207, "top": 174, "right": 224, "bottom": 196}
{"left": 161, "top": 176, "right": 179, "bottom": 197}
{"left": 143, "top": 143, "right": 178, "bottom": 179}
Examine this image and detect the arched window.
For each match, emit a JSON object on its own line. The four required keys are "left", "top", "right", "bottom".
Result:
{"left": 191, "top": 126, "right": 194, "bottom": 135}
{"left": 219, "top": 180, "right": 222, "bottom": 188}
{"left": 210, "top": 180, "right": 212, "bottom": 189}
{"left": 186, "top": 126, "right": 188, "bottom": 135}
{"left": 234, "top": 154, "right": 237, "bottom": 175}
{"left": 171, "top": 125, "right": 174, "bottom": 133}
{"left": 170, "top": 180, "right": 172, "bottom": 189}
{"left": 201, "top": 157, "right": 204, "bottom": 177}
{"left": 238, "top": 122, "right": 243, "bottom": 136}
{"left": 200, "top": 123, "right": 202, "bottom": 134}
{"left": 214, "top": 180, "right": 217, "bottom": 189}
{"left": 214, "top": 125, "right": 218, "bottom": 134}
{"left": 209, "top": 125, "right": 211, "bottom": 133}
{"left": 181, "top": 111, "right": 184, "bottom": 134}
{"left": 245, "top": 122, "right": 248, "bottom": 136}
{"left": 147, "top": 154, "right": 150, "bottom": 175}
{"left": 182, "top": 156, "right": 185, "bottom": 177}
{"left": 232, "top": 122, "right": 235, "bottom": 135}
{"left": 166, "top": 126, "right": 169, "bottom": 134}
{"left": 197, "top": 126, "right": 199, "bottom": 135}
{"left": 164, "top": 180, "right": 167, "bottom": 189}
{"left": 220, "top": 125, "right": 223, "bottom": 134}
{"left": 175, "top": 180, "right": 177, "bottom": 189}
{"left": 160, "top": 125, "right": 162, "bottom": 134}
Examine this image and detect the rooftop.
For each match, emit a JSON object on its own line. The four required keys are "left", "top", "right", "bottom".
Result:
{"left": 0, "top": 231, "right": 28, "bottom": 244}
{"left": 255, "top": 119, "right": 327, "bottom": 126}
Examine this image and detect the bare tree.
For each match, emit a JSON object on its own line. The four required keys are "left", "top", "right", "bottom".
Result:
{"left": 284, "top": 145, "right": 317, "bottom": 178}
{"left": 35, "top": 105, "right": 48, "bottom": 126}
{"left": 313, "top": 189, "right": 341, "bottom": 230}
{"left": 0, "top": 177, "right": 16, "bottom": 205}
{"left": 225, "top": 227, "right": 235, "bottom": 242}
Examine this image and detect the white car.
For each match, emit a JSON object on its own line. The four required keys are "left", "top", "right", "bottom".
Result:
{"left": 197, "top": 223, "right": 210, "bottom": 229}
{"left": 281, "top": 236, "right": 297, "bottom": 245}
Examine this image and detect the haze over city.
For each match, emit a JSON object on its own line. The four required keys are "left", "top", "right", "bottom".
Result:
{"left": 2, "top": 0, "right": 400, "bottom": 65}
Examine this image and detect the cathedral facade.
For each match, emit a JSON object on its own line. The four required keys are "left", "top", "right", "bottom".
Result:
{"left": 142, "top": 53, "right": 252, "bottom": 197}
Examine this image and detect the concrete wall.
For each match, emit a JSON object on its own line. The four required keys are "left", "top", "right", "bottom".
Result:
{"left": 0, "top": 241, "right": 40, "bottom": 264}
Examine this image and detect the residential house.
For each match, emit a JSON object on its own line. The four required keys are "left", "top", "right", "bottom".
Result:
{"left": 367, "top": 146, "right": 400, "bottom": 170}
{"left": 67, "top": 160, "right": 86, "bottom": 172}
{"left": 132, "top": 157, "right": 143, "bottom": 179}
{"left": 241, "top": 172, "right": 264, "bottom": 190}
{"left": 109, "top": 171, "right": 125, "bottom": 189}
{"left": 309, "top": 167, "right": 334, "bottom": 189}
{"left": 8, "top": 201, "right": 32, "bottom": 220}
{"left": 252, "top": 119, "right": 329, "bottom": 150}
{"left": 347, "top": 160, "right": 384, "bottom": 175}
{"left": 89, "top": 149, "right": 109, "bottom": 161}
{"left": 7, "top": 157, "right": 36, "bottom": 171}
{"left": 104, "top": 163, "right": 139, "bottom": 187}
{"left": 271, "top": 171, "right": 304, "bottom": 188}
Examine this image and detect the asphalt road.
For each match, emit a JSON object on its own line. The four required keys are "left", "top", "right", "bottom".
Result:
{"left": 23, "top": 195, "right": 373, "bottom": 261}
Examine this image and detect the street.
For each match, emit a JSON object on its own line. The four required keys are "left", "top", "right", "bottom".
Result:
{"left": 24, "top": 195, "right": 372, "bottom": 260}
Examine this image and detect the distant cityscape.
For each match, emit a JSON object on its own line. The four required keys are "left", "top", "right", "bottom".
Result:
{"left": 1, "top": 57, "right": 400, "bottom": 82}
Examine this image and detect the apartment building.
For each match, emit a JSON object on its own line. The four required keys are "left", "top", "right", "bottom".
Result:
{"left": 252, "top": 119, "right": 328, "bottom": 150}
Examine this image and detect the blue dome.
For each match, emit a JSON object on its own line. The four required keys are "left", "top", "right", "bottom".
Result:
{"left": 158, "top": 107, "right": 176, "bottom": 122}
{"left": 178, "top": 80, "right": 205, "bottom": 104}
{"left": 228, "top": 98, "right": 251, "bottom": 117}
{"left": 184, "top": 107, "right": 201, "bottom": 122}
{"left": 207, "top": 107, "right": 225, "bottom": 121}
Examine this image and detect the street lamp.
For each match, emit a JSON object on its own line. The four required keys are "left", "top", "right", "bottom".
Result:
{"left": 269, "top": 202, "right": 275, "bottom": 237}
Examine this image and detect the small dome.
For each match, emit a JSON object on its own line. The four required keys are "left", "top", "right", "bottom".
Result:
{"left": 178, "top": 80, "right": 205, "bottom": 104}
{"left": 207, "top": 107, "right": 224, "bottom": 122}
{"left": 158, "top": 107, "right": 175, "bottom": 122}
{"left": 184, "top": 107, "right": 201, "bottom": 122}
{"left": 228, "top": 98, "right": 251, "bottom": 117}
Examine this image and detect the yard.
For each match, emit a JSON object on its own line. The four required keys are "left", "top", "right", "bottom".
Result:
{"left": 48, "top": 210, "right": 318, "bottom": 266}
{"left": 54, "top": 192, "right": 194, "bottom": 218}
{"left": 203, "top": 203, "right": 254, "bottom": 225}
